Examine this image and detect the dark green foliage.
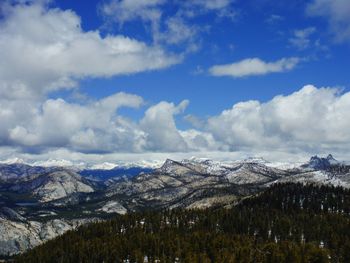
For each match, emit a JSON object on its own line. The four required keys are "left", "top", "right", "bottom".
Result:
{"left": 15, "top": 183, "right": 350, "bottom": 262}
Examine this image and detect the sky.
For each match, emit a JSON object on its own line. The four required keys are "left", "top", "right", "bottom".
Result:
{"left": 0, "top": 0, "right": 350, "bottom": 164}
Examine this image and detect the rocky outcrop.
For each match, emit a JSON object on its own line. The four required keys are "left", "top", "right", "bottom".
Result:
{"left": 0, "top": 207, "right": 95, "bottom": 256}
{"left": 9, "top": 170, "right": 95, "bottom": 202}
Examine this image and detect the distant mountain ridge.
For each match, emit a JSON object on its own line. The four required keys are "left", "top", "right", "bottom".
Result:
{"left": 0, "top": 158, "right": 163, "bottom": 170}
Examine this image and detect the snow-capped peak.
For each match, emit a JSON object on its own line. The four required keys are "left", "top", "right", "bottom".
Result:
{"left": 243, "top": 157, "right": 269, "bottom": 164}
{"left": 89, "top": 162, "right": 117, "bottom": 170}
{"left": 161, "top": 159, "right": 178, "bottom": 169}
{"left": 32, "top": 159, "right": 78, "bottom": 168}
{"left": 0, "top": 157, "right": 26, "bottom": 165}
{"left": 116, "top": 160, "right": 164, "bottom": 169}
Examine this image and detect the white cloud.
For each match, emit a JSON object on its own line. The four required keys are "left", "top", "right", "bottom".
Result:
{"left": 2, "top": 83, "right": 350, "bottom": 161}
{"left": 180, "top": 129, "right": 218, "bottom": 152}
{"left": 209, "top": 57, "right": 300, "bottom": 78}
{"left": 0, "top": 93, "right": 216, "bottom": 154}
{"left": 140, "top": 100, "right": 190, "bottom": 152}
{"left": 206, "top": 85, "right": 350, "bottom": 155}
{"left": 289, "top": 27, "right": 316, "bottom": 50}
{"left": 0, "top": 2, "right": 179, "bottom": 100}
{"left": 2, "top": 93, "right": 146, "bottom": 153}
{"left": 184, "top": 114, "right": 206, "bottom": 129}
{"left": 307, "top": 0, "right": 350, "bottom": 43}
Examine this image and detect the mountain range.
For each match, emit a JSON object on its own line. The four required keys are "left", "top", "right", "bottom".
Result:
{"left": 1, "top": 154, "right": 350, "bottom": 257}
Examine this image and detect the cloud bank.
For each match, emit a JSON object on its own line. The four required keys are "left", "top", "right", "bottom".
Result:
{"left": 2, "top": 84, "right": 350, "bottom": 161}
{"left": 206, "top": 85, "right": 350, "bottom": 154}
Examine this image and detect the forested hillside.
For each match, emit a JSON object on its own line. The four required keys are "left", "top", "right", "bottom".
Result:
{"left": 15, "top": 183, "right": 350, "bottom": 263}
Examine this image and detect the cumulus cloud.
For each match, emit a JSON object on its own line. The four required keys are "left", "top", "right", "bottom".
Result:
{"left": 180, "top": 129, "right": 218, "bottom": 152}
{"left": 0, "top": 2, "right": 179, "bottom": 100}
{"left": 2, "top": 93, "right": 146, "bottom": 153}
{"left": 307, "top": 0, "right": 350, "bottom": 43}
{"left": 1, "top": 84, "right": 350, "bottom": 161}
{"left": 206, "top": 85, "right": 350, "bottom": 154}
{"left": 209, "top": 57, "right": 300, "bottom": 78}
{"left": 0, "top": 95, "right": 221, "bottom": 154}
{"left": 184, "top": 114, "right": 206, "bottom": 129}
{"left": 1, "top": 93, "right": 217, "bottom": 154}
{"left": 140, "top": 100, "right": 190, "bottom": 152}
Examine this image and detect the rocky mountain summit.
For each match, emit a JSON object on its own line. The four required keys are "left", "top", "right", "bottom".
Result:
{"left": 302, "top": 154, "right": 340, "bottom": 170}
{"left": 1, "top": 154, "right": 350, "bottom": 257}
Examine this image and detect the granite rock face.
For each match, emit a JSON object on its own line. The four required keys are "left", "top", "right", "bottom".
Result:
{"left": 0, "top": 207, "right": 94, "bottom": 256}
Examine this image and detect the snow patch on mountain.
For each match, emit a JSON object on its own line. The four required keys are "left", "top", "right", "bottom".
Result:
{"left": 90, "top": 162, "right": 117, "bottom": 170}
{"left": 0, "top": 158, "right": 26, "bottom": 165}
{"left": 32, "top": 159, "right": 76, "bottom": 168}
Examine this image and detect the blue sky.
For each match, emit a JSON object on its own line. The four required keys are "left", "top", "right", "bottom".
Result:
{"left": 0, "top": 0, "right": 350, "bottom": 163}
